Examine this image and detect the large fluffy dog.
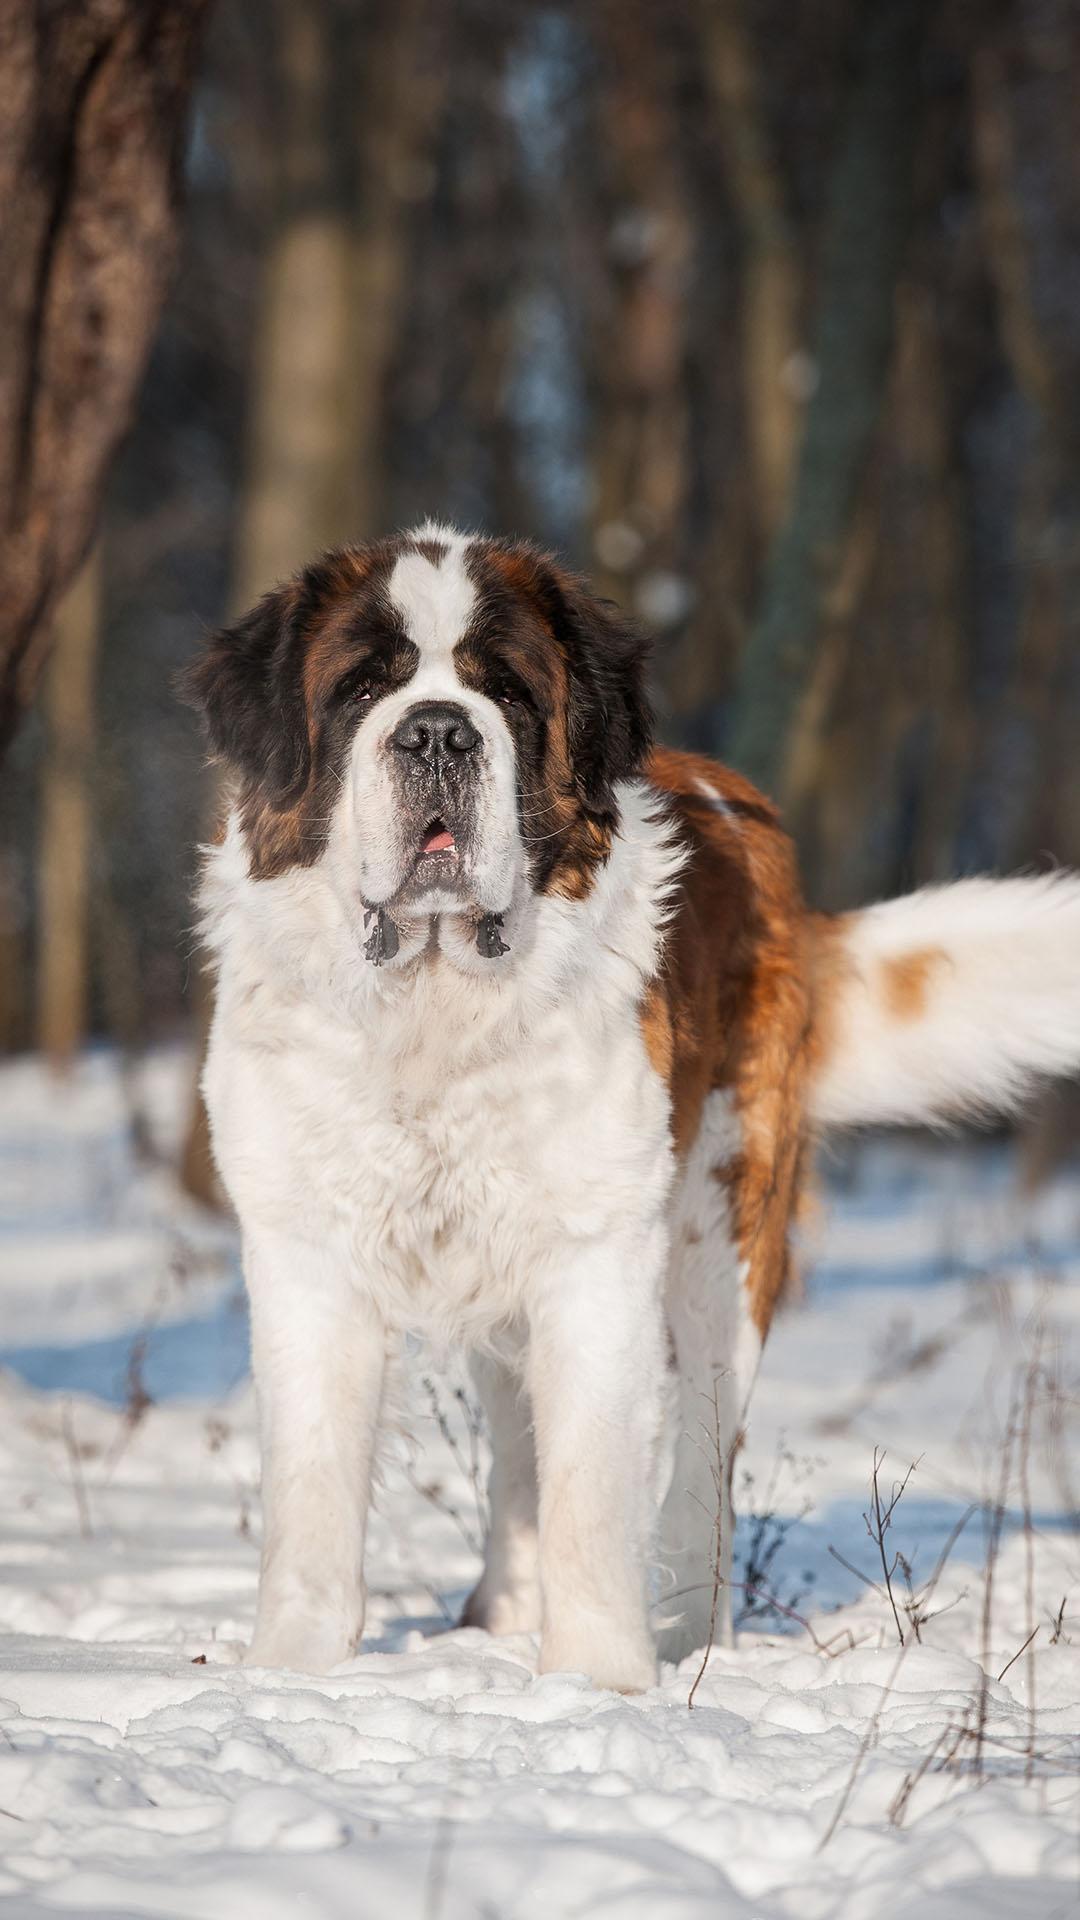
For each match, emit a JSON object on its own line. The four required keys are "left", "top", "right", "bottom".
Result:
{"left": 190, "top": 524, "right": 1080, "bottom": 1692}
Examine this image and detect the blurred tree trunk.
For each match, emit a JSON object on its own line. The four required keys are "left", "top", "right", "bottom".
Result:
{"left": 453, "top": 6, "right": 526, "bottom": 537}
{"left": 36, "top": 548, "right": 102, "bottom": 1067}
{"left": 898, "top": 285, "right": 970, "bottom": 885}
{"left": 727, "top": 0, "right": 929, "bottom": 800}
{"left": 0, "top": 0, "right": 208, "bottom": 756}
{"left": 351, "top": 0, "right": 446, "bottom": 536}
{"left": 0, "top": 852, "right": 26, "bottom": 1052}
{"left": 781, "top": 470, "right": 880, "bottom": 868}
{"left": 230, "top": 0, "right": 358, "bottom": 608}
{"left": 972, "top": 37, "right": 1080, "bottom": 870}
{"left": 588, "top": 0, "right": 693, "bottom": 630}
{"left": 383, "top": 0, "right": 519, "bottom": 536}
{"left": 700, "top": 0, "right": 801, "bottom": 541}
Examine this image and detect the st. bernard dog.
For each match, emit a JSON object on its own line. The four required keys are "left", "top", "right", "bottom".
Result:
{"left": 189, "top": 523, "right": 1080, "bottom": 1692}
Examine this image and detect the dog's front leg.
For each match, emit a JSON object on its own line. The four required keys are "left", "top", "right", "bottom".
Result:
{"left": 528, "top": 1226, "right": 667, "bottom": 1693}
{"left": 243, "top": 1228, "right": 386, "bottom": 1673}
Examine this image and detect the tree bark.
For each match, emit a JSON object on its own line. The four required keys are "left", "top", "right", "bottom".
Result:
{"left": 36, "top": 546, "right": 102, "bottom": 1067}
{"left": 726, "top": 0, "right": 929, "bottom": 799}
{"left": 700, "top": 0, "right": 801, "bottom": 541}
{"left": 228, "top": 0, "right": 357, "bottom": 608}
{"left": 588, "top": 0, "right": 693, "bottom": 622}
{"left": 350, "top": 0, "right": 445, "bottom": 539}
{"left": 0, "top": 0, "right": 209, "bottom": 755}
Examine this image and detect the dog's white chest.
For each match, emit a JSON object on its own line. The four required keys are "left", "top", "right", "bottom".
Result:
{"left": 208, "top": 978, "right": 672, "bottom": 1337}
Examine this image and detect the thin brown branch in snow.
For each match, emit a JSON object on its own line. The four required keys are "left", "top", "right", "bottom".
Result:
{"left": 1017, "top": 1331, "right": 1041, "bottom": 1781}
{"left": 997, "top": 1626, "right": 1039, "bottom": 1685}
{"left": 975, "top": 1375, "right": 1021, "bottom": 1777}
{"left": 826, "top": 1542, "right": 886, "bottom": 1598}
{"left": 866, "top": 1447, "right": 920, "bottom": 1647}
{"left": 61, "top": 1399, "right": 92, "bottom": 1540}
{"left": 401, "top": 1460, "right": 484, "bottom": 1559}
{"left": 831, "top": 1488, "right": 975, "bottom": 1646}
{"left": 660, "top": 1578, "right": 858, "bottom": 1659}
{"left": 421, "top": 1374, "right": 489, "bottom": 1548}
{"left": 888, "top": 1718, "right": 966, "bottom": 1827}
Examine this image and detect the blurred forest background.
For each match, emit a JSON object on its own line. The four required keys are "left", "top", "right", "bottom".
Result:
{"left": 2, "top": 0, "right": 1080, "bottom": 1123}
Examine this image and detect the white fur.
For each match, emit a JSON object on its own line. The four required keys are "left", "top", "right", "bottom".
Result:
{"left": 811, "top": 874, "right": 1080, "bottom": 1127}
{"left": 201, "top": 747, "right": 686, "bottom": 1688}
{"left": 386, "top": 542, "right": 477, "bottom": 662}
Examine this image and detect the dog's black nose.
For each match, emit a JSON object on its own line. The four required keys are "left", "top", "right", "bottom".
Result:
{"left": 390, "top": 702, "right": 481, "bottom": 763}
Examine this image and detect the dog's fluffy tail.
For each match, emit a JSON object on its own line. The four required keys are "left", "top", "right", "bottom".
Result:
{"left": 808, "top": 874, "right": 1080, "bottom": 1129}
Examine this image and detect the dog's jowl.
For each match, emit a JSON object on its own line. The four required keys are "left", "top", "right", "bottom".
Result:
{"left": 188, "top": 524, "right": 1080, "bottom": 1691}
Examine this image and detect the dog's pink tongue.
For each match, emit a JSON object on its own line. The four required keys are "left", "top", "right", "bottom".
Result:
{"left": 423, "top": 827, "right": 455, "bottom": 853}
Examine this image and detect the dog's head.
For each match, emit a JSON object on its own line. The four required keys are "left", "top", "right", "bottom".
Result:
{"left": 187, "top": 528, "right": 652, "bottom": 952}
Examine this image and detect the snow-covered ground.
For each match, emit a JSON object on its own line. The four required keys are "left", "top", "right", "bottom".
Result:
{"left": 0, "top": 1051, "right": 1078, "bottom": 1918}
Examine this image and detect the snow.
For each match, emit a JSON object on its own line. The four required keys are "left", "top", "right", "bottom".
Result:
{"left": 0, "top": 1051, "right": 1078, "bottom": 1917}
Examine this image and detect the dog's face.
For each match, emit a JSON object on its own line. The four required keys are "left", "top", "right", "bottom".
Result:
{"left": 188, "top": 529, "right": 652, "bottom": 948}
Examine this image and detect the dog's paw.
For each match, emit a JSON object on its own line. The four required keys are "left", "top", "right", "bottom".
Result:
{"left": 538, "top": 1619, "right": 657, "bottom": 1694}
{"left": 244, "top": 1609, "right": 360, "bottom": 1674}
{"left": 460, "top": 1579, "right": 541, "bottom": 1636}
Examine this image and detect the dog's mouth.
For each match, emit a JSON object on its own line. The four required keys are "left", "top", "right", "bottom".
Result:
{"left": 389, "top": 811, "right": 472, "bottom": 907}
{"left": 410, "top": 816, "right": 463, "bottom": 886}
{"left": 419, "top": 816, "right": 456, "bottom": 857}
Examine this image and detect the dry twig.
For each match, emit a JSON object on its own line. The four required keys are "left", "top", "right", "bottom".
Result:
{"left": 61, "top": 1399, "right": 92, "bottom": 1540}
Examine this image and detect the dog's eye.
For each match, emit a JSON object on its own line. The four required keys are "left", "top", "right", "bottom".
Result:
{"left": 336, "top": 671, "right": 377, "bottom": 706}
{"left": 495, "top": 685, "right": 524, "bottom": 709}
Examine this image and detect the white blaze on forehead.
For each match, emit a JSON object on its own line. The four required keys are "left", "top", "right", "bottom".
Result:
{"left": 387, "top": 542, "right": 476, "bottom": 664}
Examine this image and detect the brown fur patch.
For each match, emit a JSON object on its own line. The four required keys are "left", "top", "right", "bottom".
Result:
{"left": 235, "top": 545, "right": 413, "bottom": 880}
{"left": 546, "top": 817, "right": 613, "bottom": 900}
{"left": 881, "top": 945, "right": 946, "bottom": 1021}
{"left": 641, "top": 748, "right": 813, "bottom": 1340}
{"left": 640, "top": 980, "right": 675, "bottom": 1083}
{"left": 468, "top": 543, "right": 625, "bottom": 903}
{"left": 804, "top": 911, "right": 856, "bottom": 1086}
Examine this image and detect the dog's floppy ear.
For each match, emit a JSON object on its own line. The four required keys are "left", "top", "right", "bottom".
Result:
{"left": 184, "top": 582, "right": 310, "bottom": 806}
{"left": 542, "top": 568, "right": 653, "bottom": 818}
